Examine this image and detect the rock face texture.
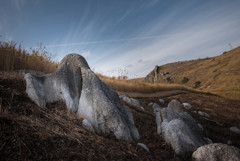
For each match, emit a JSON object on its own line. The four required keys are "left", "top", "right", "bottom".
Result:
{"left": 192, "top": 143, "right": 240, "bottom": 161}
{"left": 154, "top": 100, "right": 207, "bottom": 155}
{"left": 24, "top": 53, "right": 140, "bottom": 141}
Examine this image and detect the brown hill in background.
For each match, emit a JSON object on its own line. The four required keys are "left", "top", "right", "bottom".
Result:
{"left": 145, "top": 46, "right": 240, "bottom": 100}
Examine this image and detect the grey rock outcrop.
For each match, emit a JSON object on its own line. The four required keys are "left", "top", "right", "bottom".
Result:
{"left": 168, "top": 99, "right": 184, "bottom": 112}
{"left": 24, "top": 53, "right": 140, "bottom": 141}
{"left": 192, "top": 143, "right": 240, "bottom": 161}
{"left": 154, "top": 106, "right": 207, "bottom": 155}
{"left": 160, "top": 108, "right": 207, "bottom": 155}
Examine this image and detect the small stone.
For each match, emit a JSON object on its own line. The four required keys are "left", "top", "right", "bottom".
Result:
{"left": 227, "top": 140, "right": 232, "bottom": 145}
{"left": 230, "top": 126, "right": 240, "bottom": 134}
{"left": 148, "top": 102, "right": 154, "bottom": 107}
{"left": 159, "top": 99, "right": 165, "bottom": 104}
{"left": 198, "top": 124, "right": 204, "bottom": 130}
{"left": 137, "top": 143, "right": 150, "bottom": 153}
{"left": 167, "top": 99, "right": 184, "bottom": 113}
{"left": 198, "top": 111, "right": 210, "bottom": 118}
{"left": 152, "top": 103, "right": 160, "bottom": 109}
{"left": 182, "top": 103, "right": 195, "bottom": 110}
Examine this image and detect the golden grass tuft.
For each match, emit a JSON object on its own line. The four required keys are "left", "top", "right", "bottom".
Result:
{"left": 0, "top": 41, "right": 58, "bottom": 73}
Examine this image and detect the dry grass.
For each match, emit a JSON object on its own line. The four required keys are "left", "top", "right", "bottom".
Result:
{"left": 145, "top": 46, "right": 240, "bottom": 100}
{"left": 0, "top": 41, "right": 58, "bottom": 73}
{"left": 97, "top": 73, "right": 200, "bottom": 94}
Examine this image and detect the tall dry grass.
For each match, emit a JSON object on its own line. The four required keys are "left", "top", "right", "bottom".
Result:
{"left": 0, "top": 41, "right": 57, "bottom": 73}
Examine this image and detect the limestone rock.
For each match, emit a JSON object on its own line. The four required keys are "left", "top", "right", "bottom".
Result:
{"left": 198, "top": 111, "right": 211, "bottom": 118}
{"left": 192, "top": 143, "right": 240, "bottom": 161}
{"left": 159, "top": 108, "right": 206, "bottom": 155}
{"left": 82, "top": 119, "right": 95, "bottom": 133}
{"left": 122, "top": 96, "right": 145, "bottom": 111}
{"left": 137, "top": 143, "right": 150, "bottom": 153}
{"left": 230, "top": 126, "right": 240, "bottom": 134}
{"left": 168, "top": 99, "right": 184, "bottom": 112}
{"left": 183, "top": 102, "right": 196, "bottom": 110}
{"left": 24, "top": 53, "right": 140, "bottom": 141}
{"left": 148, "top": 102, "right": 154, "bottom": 107}
{"left": 159, "top": 99, "right": 165, "bottom": 104}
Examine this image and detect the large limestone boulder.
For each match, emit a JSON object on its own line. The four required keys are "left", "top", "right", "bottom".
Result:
{"left": 192, "top": 143, "right": 240, "bottom": 161}
{"left": 156, "top": 107, "right": 207, "bottom": 155}
{"left": 24, "top": 54, "right": 140, "bottom": 141}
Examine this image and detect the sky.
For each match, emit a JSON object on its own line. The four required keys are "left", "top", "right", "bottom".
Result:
{"left": 0, "top": 0, "right": 240, "bottom": 78}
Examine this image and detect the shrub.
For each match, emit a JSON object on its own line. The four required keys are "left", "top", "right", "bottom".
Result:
{"left": 194, "top": 81, "right": 201, "bottom": 88}
{"left": 182, "top": 77, "right": 189, "bottom": 83}
{"left": 166, "top": 77, "right": 174, "bottom": 83}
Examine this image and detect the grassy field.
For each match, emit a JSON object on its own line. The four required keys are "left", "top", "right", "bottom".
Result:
{"left": 145, "top": 47, "right": 240, "bottom": 100}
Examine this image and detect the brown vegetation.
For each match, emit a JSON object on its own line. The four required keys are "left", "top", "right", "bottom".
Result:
{"left": 0, "top": 41, "right": 57, "bottom": 73}
{"left": 145, "top": 46, "right": 240, "bottom": 100}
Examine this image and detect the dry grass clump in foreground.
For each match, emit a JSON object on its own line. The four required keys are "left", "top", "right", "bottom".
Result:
{"left": 0, "top": 41, "right": 58, "bottom": 73}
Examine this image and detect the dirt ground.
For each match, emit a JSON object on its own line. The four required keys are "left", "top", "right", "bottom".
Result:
{"left": 0, "top": 72, "right": 240, "bottom": 161}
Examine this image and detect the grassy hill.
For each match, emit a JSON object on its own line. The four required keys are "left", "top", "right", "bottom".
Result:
{"left": 145, "top": 46, "right": 240, "bottom": 100}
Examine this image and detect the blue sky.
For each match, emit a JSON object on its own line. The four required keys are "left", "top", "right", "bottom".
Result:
{"left": 1, "top": 0, "right": 240, "bottom": 78}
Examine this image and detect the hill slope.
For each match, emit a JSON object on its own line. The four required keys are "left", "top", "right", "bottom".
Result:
{"left": 145, "top": 46, "right": 240, "bottom": 100}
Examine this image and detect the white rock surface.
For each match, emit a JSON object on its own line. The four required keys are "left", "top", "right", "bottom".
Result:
{"left": 168, "top": 99, "right": 184, "bottom": 112}
{"left": 24, "top": 54, "right": 140, "bottom": 141}
{"left": 192, "top": 143, "right": 240, "bottom": 161}
{"left": 122, "top": 96, "right": 145, "bottom": 111}
{"left": 153, "top": 107, "right": 162, "bottom": 134}
{"left": 82, "top": 119, "right": 95, "bottom": 133}
{"left": 183, "top": 103, "right": 195, "bottom": 110}
{"left": 148, "top": 102, "right": 154, "bottom": 107}
{"left": 230, "top": 126, "right": 240, "bottom": 134}
{"left": 137, "top": 143, "right": 150, "bottom": 153}
{"left": 198, "top": 124, "right": 204, "bottom": 130}
{"left": 152, "top": 103, "right": 161, "bottom": 109}
{"left": 159, "top": 99, "right": 165, "bottom": 104}
{"left": 160, "top": 108, "right": 206, "bottom": 155}
{"left": 198, "top": 111, "right": 211, "bottom": 118}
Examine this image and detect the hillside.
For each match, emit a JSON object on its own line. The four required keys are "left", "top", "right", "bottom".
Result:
{"left": 145, "top": 46, "right": 240, "bottom": 100}
{"left": 1, "top": 72, "right": 240, "bottom": 160}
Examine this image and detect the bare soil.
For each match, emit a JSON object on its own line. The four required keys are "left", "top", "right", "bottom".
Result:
{"left": 1, "top": 72, "right": 240, "bottom": 161}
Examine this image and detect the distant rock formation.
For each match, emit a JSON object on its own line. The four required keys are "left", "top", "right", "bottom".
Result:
{"left": 192, "top": 143, "right": 240, "bottom": 161}
{"left": 24, "top": 53, "right": 140, "bottom": 141}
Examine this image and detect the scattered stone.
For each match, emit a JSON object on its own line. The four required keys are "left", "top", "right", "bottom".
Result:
{"left": 198, "top": 124, "right": 204, "bottom": 130}
{"left": 192, "top": 143, "right": 240, "bottom": 161}
{"left": 122, "top": 96, "right": 145, "bottom": 111}
{"left": 159, "top": 99, "right": 165, "bottom": 104}
{"left": 152, "top": 103, "right": 161, "bottom": 109}
{"left": 137, "top": 143, "right": 150, "bottom": 153}
{"left": 148, "top": 102, "right": 154, "bottom": 107}
{"left": 182, "top": 103, "right": 195, "bottom": 110}
{"left": 227, "top": 140, "right": 232, "bottom": 145}
{"left": 198, "top": 111, "right": 211, "bottom": 118}
{"left": 230, "top": 126, "right": 240, "bottom": 134}
{"left": 119, "top": 95, "right": 125, "bottom": 99}
{"left": 24, "top": 53, "right": 140, "bottom": 141}
{"left": 160, "top": 108, "right": 206, "bottom": 155}
{"left": 167, "top": 99, "right": 184, "bottom": 112}
{"left": 205, "top": 138, "right": 213, "bottom": 144}
{"left": 82, "top": 119, "right": 95, "bottom": 133}
{"left": 154, "top": 107, "right": 162, "bottom": 134}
